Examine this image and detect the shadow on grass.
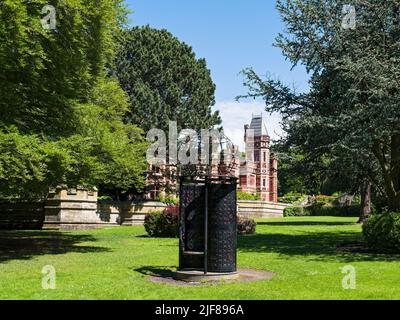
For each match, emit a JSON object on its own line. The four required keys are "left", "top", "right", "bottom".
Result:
{"left": 134, "top": 266, "right": 175, "bottom": 278}
{"left": 238, "top": 231, "right": 400, "bottom": 263}
{"left": 257, "top": 221, "right": 356, "bottom": 227}
{"left": 0, "top": 230, "right": 110, "bottom": 263}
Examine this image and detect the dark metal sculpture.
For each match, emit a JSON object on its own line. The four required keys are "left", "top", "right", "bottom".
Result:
{"left": 178, "top": 133, "right": 238, "bottom": 276}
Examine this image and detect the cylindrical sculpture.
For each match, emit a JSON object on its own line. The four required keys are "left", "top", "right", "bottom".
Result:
{"left": 178, "top": 176, "right": 237, "bottom": 279}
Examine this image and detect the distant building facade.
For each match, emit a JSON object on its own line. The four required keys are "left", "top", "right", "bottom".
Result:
{"left": 237, "top": 114, "right": 278, "bottom": 202}
{"left": 146, "top": 114, "right": 278, "bottom": 202}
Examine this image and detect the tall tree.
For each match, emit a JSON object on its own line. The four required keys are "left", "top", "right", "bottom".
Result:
{"left": 239, "top": 0, "right": 400, "bottom": 212}
{"left": 0, "top": 0, "right": 147, "bottom": 199}
{"left": 115, "top": 26, "right": 221, "bottom": 133}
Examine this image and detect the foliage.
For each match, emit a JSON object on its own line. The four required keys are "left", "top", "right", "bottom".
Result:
{"left": 237, "top": 217, "right": 257, "bottom": 235}
{"left": 271, "top": 144, "right": 317, "bottom": 195}
{"left": 284, "top": 206, "right": 309, "bottom": 217}
{"left": 279, "top": 193, "right": 308, "bottom": 205}
{"left": 97, "top": 196, "right": 113, "bottom": 202}
{"left": 237, "top": 192, "right": 261, "bottom": 201}
{"left": 144, "top": 206, "right": 179, "bottom": 238}
{"left": 314, "top": 195, "right": 336, "bottom": 206}
{"left": 363, "top": 213, "right": 400, "bottom": 252}
{"left": 144, "top": 211, "right": 163, "bottom": 237}
{"left": 0, "top": 0, "right": 128, "bottom": 136}
{"left": 0, "top": 81, "right": 148, "bottom": 199}
{"left": 157, "top": 194, "right": 179, "bottom": 206}
{"left": 239, "top": 0, "right": 400, "bottom": 210}
{"left": 305, "top": 204, "right": 360, "bottom": 218}
{"left": 285, "top": 202, "right": 360, "bottom": 217}
{"left": 0, "top": 1, "right": 147, "bottom": 199}
{"left": 114, "top": 26, "right": 221, "bottom": 133}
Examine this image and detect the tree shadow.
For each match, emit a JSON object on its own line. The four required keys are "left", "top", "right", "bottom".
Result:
{"left": 134, "top": 266, "right": 176, "bottom": 278}
{"left": 0, "top": 230, "right": 110, "bottom": 263}
{"left": 257, "top": 221, "right": 356, "bottom": 227}
{"left": 238, "top": 231, "right": 400, "bottom": 263}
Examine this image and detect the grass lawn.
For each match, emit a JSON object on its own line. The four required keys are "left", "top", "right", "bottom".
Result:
{"left": 1, "top": 216, "right": 400, "bottom": 300}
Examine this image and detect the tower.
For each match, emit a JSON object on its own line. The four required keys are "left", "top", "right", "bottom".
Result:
{"left": 249, "top": 114, "right": 269, "bottom": 201}
{"left": 239, "top": 114, "right": 278, "bottom": 202}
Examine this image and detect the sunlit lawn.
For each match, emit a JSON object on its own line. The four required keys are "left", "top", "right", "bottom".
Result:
{"left": 1, "top": 216, "right": 400, "bottom": 300}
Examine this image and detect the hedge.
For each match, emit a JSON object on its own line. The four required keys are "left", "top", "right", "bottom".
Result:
{"left": 363, "top": 212, "right": 400, "bottom": 252}
{"left": 284, "top": 204, "right": 360, "bottom": 217}
{"left": 283, "top": 206, "right": 309, "bottom": 217}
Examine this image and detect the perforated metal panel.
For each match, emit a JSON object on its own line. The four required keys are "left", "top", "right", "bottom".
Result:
{"left": 179, "top": 177, "right": 237, "bottom": 273}
{"left": 207, "top": 182, "right": 237, "bottom": 272}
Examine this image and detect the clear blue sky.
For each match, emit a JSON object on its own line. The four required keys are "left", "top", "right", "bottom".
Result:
{"left": 125, "top": 0, "right": 309, "bottom": 101}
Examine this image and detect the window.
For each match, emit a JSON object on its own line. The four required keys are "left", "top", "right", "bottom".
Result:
{"left": 263, "top": 179, "right": 266, "bottom": 188}
{"left": 263, "top": 152, "right": 266, "bottom": 162}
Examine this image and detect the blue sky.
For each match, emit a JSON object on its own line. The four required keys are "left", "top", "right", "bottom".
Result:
{"left": 125, "top": 0, "right": 310, "bottom": 148}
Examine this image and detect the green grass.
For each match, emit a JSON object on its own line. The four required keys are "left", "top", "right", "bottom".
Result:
{"left": 1, "top": 216, "right": 400, "bottom": 300}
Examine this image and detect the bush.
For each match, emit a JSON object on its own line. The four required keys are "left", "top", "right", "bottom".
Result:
{"left": 363, "top": 213, "right": 400, "bottom": 252}
{"left": 237, "top": 192, "right": 261, "bottom": 201}
{"left": 283, "top": 206, "right": 310, "bottom": 217}
{"left": 279, "top": 193, "right": 307, "bottom": 204}
{"left": 157, "top": 194, "right": 179, "bottom": 205}
{"left": 237, "top": 217, "right": 257, "bottom": 235}
{"left": 144, "top": 205, "right": 179, "bottom": 237}
{"left": 97, "top": 195, "right": 113, "bottom": 202}
{"left": 144, "top": 211, "right": 163, "bottom": 237}
{"left": 314, "top": 195, "right": 335, "bottom": 205}
{"left": 305, "top": 203, "right": 360, "bottom": 217}
{"left": 146, "top": 208, "right": 256, "bottom": 237}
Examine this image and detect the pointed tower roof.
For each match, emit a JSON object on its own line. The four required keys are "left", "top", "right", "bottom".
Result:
{"left": 249, "top": 113, "right": 269, "bottom": 137}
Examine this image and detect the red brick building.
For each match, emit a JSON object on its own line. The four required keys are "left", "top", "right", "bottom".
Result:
{"left": 146, "top": 114, "right": 278, "bottom": 202}
{"left": 237, "top": 114, "right": 278, "bottom": 202}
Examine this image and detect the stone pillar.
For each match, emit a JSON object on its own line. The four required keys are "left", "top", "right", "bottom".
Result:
{"left": 44, "top": 186, "right": 103, "bottom": 230}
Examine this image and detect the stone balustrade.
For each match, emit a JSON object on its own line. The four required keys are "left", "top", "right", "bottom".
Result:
{"left": 0, "top": 187, "right": 289, "bottom": 230}
{"left": 237, "top": 200, "right": 290, "bottom": 219}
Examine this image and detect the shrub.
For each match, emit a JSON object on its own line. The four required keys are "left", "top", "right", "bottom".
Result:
{"left": 363, "top": 212, "right": 400, "bottom": 252}
{"left": 144, "top": 211, "right": 163, "bottom": 237}
{"left": 157, "top": 194, "right": 179, "bottom": 205}
{"left": 237, "top": 192, "right": 261, "bottom": 201}
{"left": 314, "top": 195, "right": 335, "bottom": 205}
{"left": 237, "top": 217, "right": 257, "bottom": 235}
{"left": 144, "top": 205, "right": 179, "bottom": 238}
{"left": 279, "top": 193, "right": 307, "bottom": 204}
{"left": 283, "top": 206, "right": 309, "bottom": 217}
{"left": 306, "top": 203, "right": 360, "bottom": 217}
{"left": 97, "top": 195, "right": 113, "bottom": 202}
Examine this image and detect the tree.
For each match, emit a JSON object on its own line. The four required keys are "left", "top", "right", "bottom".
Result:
{"left": 114, "top": 26, "right": 221, "bottom": 133}
{"left": 239, "top": 0, "right": 400, "bottom": 212}
{"left": 0, "top": 0, "right": 147, "bottom": 199}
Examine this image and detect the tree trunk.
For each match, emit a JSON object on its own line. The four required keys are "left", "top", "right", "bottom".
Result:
{"left": 358, "top": 180, "right": 371, "bottom": 223}
{"left": 389, "top": 192, "right": 400, "bottom": 212}
{"left": 372, "top": 138, "right": 400, "bottom": 212}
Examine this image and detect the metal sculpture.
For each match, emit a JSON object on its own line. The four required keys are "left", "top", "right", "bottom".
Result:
{"left": 176, "top": 132, "right": 239, "bottom": 280}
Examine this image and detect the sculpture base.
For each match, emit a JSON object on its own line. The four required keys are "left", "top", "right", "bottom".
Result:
{"left": 174, "top": 270, "right": 239, "bottom": 282}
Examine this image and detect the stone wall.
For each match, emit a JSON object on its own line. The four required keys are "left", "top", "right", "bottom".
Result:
{"left": 237, "top": 200, "right": 289, "bottom": 219}
{"left": 97, "top": 201, "right": 167, "bottom": 226}
{"left": 43, "top": 185, "right": 168, "bottom": 229}
{"left": 0, "top": 186, "right": 168, "bottom": 230}
{"left": 43, "top": 186, "right": 106, "bottom": 230}
{"left": 0, "top": 189, "right": 288, "bottom": 230}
